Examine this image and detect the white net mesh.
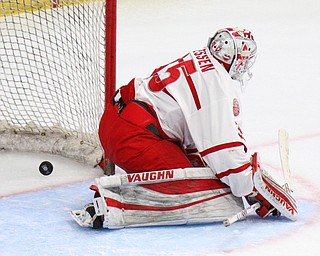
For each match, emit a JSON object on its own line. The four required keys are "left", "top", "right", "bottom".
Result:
{"left": 0, "top": 0, "right": 106, "bottom": 165}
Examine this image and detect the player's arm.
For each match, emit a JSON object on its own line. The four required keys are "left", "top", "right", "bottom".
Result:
{"left": 183, "top": 91, "right": 253, "bottom": 197}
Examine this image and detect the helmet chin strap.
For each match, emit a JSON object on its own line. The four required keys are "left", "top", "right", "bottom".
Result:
{"left": 238, "top": 69, "right": 253, "bottom": 93}
{"left": 239, "top": 79, "right": 247, "bottom": 93}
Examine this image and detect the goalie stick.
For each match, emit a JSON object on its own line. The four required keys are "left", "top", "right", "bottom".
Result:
{"left": 278, "top": 128, "right": 293, "bottom": 193}
{"left": 224, "top": 129, "right": 294, "bottom": 226}
{"left": 223, "top": 202, "right": 260, "bottom": 227}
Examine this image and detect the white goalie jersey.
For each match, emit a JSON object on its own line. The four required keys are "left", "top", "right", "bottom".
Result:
{"left": 71, "top": 33, "right": 297, "bottom": 229}
{"left": 133, "top": 47, "right": 253, "bottom": 197}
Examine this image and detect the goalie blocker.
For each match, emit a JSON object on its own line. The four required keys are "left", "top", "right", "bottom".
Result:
{"left": 71, "top": 154, "right": 297, "bottom": 229}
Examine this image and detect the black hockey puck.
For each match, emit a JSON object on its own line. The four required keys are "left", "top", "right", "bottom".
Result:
{"left": 39, "top": 161, "right": 53, "bottom": 176}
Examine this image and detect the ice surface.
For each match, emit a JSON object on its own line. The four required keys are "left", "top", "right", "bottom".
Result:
{"left": 1, "top": 0, "right": 320, "bottom": 255}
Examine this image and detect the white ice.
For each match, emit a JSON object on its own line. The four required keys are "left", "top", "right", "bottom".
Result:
{"left": 1, "top": 0, "right": 320, "bottom": 255}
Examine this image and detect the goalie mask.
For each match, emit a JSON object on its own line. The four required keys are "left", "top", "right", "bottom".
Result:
{"left": 208, "top": 28, "right": 257, "bottom": 87}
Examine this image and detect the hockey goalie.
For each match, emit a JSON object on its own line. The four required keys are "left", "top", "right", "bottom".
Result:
{"left": 71, "top": 27, "right": 297, "bottom": 229}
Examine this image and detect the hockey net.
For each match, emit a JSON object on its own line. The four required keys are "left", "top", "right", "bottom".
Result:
{"left": 0, "top": 0, "right": 116, "bottom": 165}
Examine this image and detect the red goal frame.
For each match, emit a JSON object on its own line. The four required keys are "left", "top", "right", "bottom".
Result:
{"left": 101, "top": 0, "right": 117, "bottom": 171}
{"left": 105, "top": 0, "right": 117, "bottom": 106}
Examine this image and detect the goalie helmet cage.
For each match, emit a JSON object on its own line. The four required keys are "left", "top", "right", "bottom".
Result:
{"left": 0, "top": 0, "right": 116, "bottom": 166}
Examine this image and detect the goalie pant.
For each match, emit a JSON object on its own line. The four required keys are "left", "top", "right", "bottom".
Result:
{"left": 99, "top": 100, "right": 195, "bottom": 172}
{"left": 99, "top": 98, "right": 253, "bottom": 198}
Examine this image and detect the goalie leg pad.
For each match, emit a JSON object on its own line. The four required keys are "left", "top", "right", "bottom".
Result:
{"left": 95, "top": 168, "right": 245, "bottom": 228}
{"left": 100, "top": 186, "right": 244, "bottom": 229}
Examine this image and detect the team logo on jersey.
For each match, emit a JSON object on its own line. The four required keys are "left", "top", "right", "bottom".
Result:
{"left": 233, "top": 98, "right": 240, "bottom": 116}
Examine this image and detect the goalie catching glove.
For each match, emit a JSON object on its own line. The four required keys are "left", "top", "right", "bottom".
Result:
{"left": 246, "top": 152, "right": 297, "bottom": 220}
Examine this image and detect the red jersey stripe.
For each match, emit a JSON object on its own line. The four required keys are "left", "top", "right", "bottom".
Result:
{"left": 216, "top": 162, "right": 251, "bottom": 179}
{"left": 105, "top": 191, "right": 231, "bottom": 211}
{"left": 200, "top": 141, "right": 246, "bottom": 157}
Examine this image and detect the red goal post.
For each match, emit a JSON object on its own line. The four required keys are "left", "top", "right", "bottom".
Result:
{"left": 0, "top": 0, "right": 116, "bottom": 166}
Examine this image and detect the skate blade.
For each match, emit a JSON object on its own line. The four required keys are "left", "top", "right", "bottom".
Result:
{"left": 70, "top": 210, "right": 90, "bottom": 227}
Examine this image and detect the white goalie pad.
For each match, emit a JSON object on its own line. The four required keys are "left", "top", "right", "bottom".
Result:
{"left": 252, "top": 155, "right": 298, "bottom": 221}
{"left": 93, "top": 167, "right": 244, "bottom": 229}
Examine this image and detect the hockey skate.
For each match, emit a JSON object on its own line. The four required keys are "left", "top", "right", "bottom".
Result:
{"left": 71, "top": 203, "right": 103, "bottom": 229}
